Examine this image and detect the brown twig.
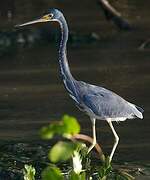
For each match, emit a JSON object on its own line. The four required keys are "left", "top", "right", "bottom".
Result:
{"left": 72, "top": 133, "right": 105, "bottom": 161}
{"left": 97, "top": 0, "right": 132, "bottom": 30}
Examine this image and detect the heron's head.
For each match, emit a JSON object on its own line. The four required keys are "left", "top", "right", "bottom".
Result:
{"left": 15, "top": 8, "right": 62, "bottom": 27}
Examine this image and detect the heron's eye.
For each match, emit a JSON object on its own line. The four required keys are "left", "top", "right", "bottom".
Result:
{"left": 43, "top": 14, "right": 53, "bottom": 20}
{"left": 49, "top": 14, "right": 53, "bottom": 18}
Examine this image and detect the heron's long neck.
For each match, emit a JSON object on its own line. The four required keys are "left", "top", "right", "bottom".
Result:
{"left": 58, "top": 16, "right": 73, "bottom": 81}
{"left": 57, "top": 15, "right": 79, "bottom": 104}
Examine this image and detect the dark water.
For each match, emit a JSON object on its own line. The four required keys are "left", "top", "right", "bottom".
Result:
{"left": 0, "top": 0, "right": 150, "bottom": 178}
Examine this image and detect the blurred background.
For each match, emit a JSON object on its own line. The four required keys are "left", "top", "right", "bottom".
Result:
{"left": 0, "top": 0, "right": 149, "bottom": 163}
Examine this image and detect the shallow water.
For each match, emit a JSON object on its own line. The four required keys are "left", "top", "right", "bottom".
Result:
{"left": 0, "top": 0, "right": 150, "bottom": 178}
{"left": 0, "top": 38, "right": 149, "bottom": 161}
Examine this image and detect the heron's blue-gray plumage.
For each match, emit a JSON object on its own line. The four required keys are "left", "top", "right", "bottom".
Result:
{"left": 54, "top": 8, "right": 143, "bottom": 121}
{"left": 72, "top": 81, "right": 143, "bottom": 120}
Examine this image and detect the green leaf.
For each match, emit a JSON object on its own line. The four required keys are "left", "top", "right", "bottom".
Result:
{"left": 80, "top": 172, "right": 86, "bottom": 180}
{"left": 70, "top": 171, "right": 80, "bottom": 180}
{"left": 62, "top": 115, "right": 80, "bottom": 135}
{"left": 42, "top": 166, "right": 64, "bottom": 180}
{"left": 40, "top": 115, "right": 80, "bottom": 140}
{"left": 70, "top": 171, "right": 86, "bottom": 180}
{"left": 98, "top": 166, "right": 106, "bottom": 178}
{"left": 40, "top": 126, "right": 54, "bottom": 139}
{"left": 49, "top": 141, "right": 76, "bottom": 163}
{"left": 104, "top": 156, "right": 111, "bottom": 169}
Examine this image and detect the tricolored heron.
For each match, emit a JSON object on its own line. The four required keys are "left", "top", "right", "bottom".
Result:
{"left": 16, "top": 8, "right": 144, "bottom": 162}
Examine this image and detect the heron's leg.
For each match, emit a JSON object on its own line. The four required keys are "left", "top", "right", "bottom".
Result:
{"left": 87, "top": 118, "right": 96, "bottom": 153}
{"left": 107, "top": 120, "right": 119, "bottom": 162}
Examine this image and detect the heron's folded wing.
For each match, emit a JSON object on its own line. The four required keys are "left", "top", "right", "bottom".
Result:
{"left": 82, "top": 91, "right": 132, "bottom": 118}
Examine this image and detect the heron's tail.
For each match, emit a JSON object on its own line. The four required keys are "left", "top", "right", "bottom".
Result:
{"left": 135, "top": 105, "right": 144, "bottom": 119}
{"left": 128, "top": 103, "right": 144, "bottom": 119}
{"left": 135, "top": 105, "right": 144, "bottom": 114}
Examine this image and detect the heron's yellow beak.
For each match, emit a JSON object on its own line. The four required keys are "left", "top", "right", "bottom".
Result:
{"left": 15, "top": 14, "right": 53, "bottom": 27}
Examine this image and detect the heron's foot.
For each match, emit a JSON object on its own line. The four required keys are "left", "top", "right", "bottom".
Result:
{"left": 87, "top": 140, "right": 97, "bottom": 154}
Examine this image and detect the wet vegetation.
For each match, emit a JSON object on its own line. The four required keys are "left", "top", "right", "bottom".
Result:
{"left": 0, "top": 115, "right": 150, "bottom": 179}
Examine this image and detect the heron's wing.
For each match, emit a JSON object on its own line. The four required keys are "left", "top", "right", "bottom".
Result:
{"left": 78, "top": 82, "right": 142, "bottom": 119}
{"left": 82, "top": 91, "right": 129, "bottom": 118}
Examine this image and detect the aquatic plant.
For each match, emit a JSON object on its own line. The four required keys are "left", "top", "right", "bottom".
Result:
{"left": 39, "top": 115, "right": 134, "bottom": 179}
{"left": 23, "top": 164, "right": 36, "bottom": 180}
{"left": 22, "top": 115, "right": 135, "bottom": 179}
